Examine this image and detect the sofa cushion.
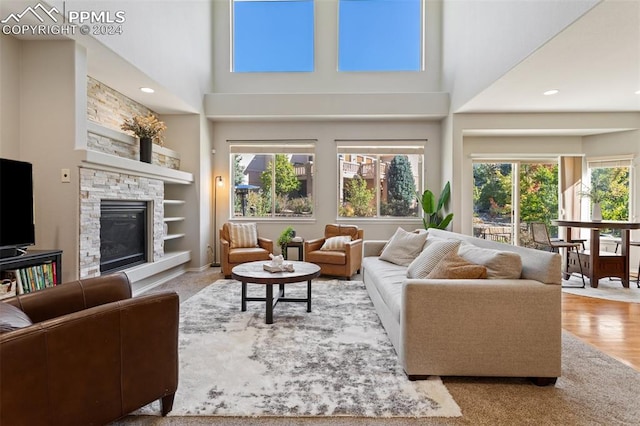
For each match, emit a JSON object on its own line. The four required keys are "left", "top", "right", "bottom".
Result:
{"left": 426, "top": 252, "right": 488, "bottom": 279}
{"left": 228, "top": 247, "right": 271, "bottom": 263}
{"left": 320, "top": 235, "right": 352, "bottom": 251}
{"left": 362, "top": 257, "right": 407, "bottom": 323}
{"left": 307, "top": 250, "right": 346, "bottom": 265}
{"left": 458, "top": 242, "right": 522, "bottom": 279}
{"left": 380, "top": 227, "right": 429, "bottom": 266}
{"left": 406, "top": 239, "right": 461, "bottom": 279}
{"left": 0, "top": 302, "right": 33, "bottom": 333}
{"left": 229, "top": 223, "right": 259, "bottom": 248}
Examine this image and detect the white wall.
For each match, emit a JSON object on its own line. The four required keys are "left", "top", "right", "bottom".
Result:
{"left": 0, "top": 34, "right": 21, "bottom": 158}
{"left": 56, "top": 0, "right": 214, "bottom": 110}
{"left": 211, "top": 0, "right": 442, "bottom": 94}
{"left": 441, "top": 0, "right": 598, "bottom": 112}
{"left": 211, "top": 119, "right": 442, "bottom": 249}
{"left": 19, "top": 40, "right": 86, "bottom": 282}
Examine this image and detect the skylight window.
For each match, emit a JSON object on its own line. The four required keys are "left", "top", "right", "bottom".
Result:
{"left": 338, "top": 0, "right": 422, "bottom": 72}
{"left": 232, "top": 0, "right": 315, "bottom": 72}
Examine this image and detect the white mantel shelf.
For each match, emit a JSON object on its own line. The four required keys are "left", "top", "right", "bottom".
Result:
{"left": 80, "top": 149, "right": 194, "bottom": 184}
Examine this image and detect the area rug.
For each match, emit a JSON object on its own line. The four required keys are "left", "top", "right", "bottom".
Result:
{"left": 562, "top": 276, "right": 640, "bottom": 303}
{"left": 142, "top": 279, "right": 461, "bottom": 418}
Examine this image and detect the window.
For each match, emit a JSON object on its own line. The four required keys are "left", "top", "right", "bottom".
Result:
{"left": 585, "top": 156, "right": 633, "bottom": 223}
{"left": 338, "top": 0, "right": 422, "bottom": 71}
{"left": 472, "top": 160, "right": 559, "bottom": 247}
{"left": 232, "top": 0, "right": 314, "bottom": 72}
{"left": 230, "top": 143, "right": 315, "bottom": 218}
{"left": 337, "top": 144, "right": 423, "bottom": 218}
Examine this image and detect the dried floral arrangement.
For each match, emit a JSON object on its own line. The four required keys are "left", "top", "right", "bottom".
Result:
{"left": 121, "top": 113, "right": 167, "bottom": 145}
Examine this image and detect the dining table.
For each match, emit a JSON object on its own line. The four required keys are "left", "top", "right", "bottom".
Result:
{"left": 551, "top": 219, "right": 640, "bottom": 288}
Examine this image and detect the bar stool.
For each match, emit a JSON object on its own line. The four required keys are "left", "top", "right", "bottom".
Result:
{"left": 612, "top": 240, "right": 640, "bottom": 288}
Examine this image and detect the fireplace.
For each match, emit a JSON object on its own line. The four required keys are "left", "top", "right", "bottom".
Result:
{"left": 100, "top": 200, "right": 149, "bottom": 273}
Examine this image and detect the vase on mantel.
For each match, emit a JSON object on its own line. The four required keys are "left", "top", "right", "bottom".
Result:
{"left": 139, "top": 137, "right": 152, "bottom": 163}
{"left": 591, "top": 202, "right": 602, "bottom": 222}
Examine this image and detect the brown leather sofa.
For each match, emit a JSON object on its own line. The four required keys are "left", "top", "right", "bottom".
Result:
{"left": 220, "top": 222, "right": 274, "bottom": 278}
{"left": 0, "top": 272, "right": 179, "bottom": 425}
{"left": 304, "top": 224, "right": 364, "bottom": 279}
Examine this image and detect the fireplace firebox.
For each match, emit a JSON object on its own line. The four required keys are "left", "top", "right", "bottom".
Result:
{"left": 100, "top": 200, "right": 148, "bottom": 273}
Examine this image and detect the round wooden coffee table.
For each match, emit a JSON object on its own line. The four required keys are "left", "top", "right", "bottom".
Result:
{"left": 231, "top": 260, "right": 321, "bottom": 324}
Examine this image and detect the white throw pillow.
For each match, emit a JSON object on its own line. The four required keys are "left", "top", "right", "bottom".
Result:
{"left": 229, "top": 223, "right": 259, "bottom": 248}
{"left": 457, "top": 243, "right": 522, "bottom": 279}
{"left": 379, "top": 227, "right": 429, "bottom": 266}
{"left": 406, "top": 239, "right": 461, "bottom": 279}
{"left": 320, "top": 235, "right": 352, "bottom": 251}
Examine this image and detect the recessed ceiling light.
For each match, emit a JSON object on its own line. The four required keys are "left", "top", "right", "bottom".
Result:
{"left": 140, "top": 87, "right": 155, "bottom": 93}
{"left": 543, "top": 89, "right": 559, "bottom": 96}
{"left": 635, "top": 90, "right": 640, "bottom": 95}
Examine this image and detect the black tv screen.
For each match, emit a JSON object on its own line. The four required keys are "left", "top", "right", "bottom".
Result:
{"left": 0, "top": 158, "right": 35, "bottom": 251}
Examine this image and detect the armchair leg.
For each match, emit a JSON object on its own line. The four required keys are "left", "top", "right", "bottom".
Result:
{"left": 161, "top": 393, "right": 175, "bottom": 416}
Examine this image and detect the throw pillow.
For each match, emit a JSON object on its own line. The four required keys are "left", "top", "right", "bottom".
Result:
{"left": 457, "top": 243, "right": 522, "bottom": 279}
{"left": 0, "top": 303, "right": 33, "bottom": 333}
{"left": 229, "top": 222, "right": 259, "bottom": 249}
{"left": 426, "top": 252, "right": 488, "bottom": 279}
{"left": 379, "top": 227, "right": 429, "bottom": 266}
{"left": 320, "top": 235, "right": 352, "bottom": 251}
{"left": 406, "top": 239, "right": 461, "bottom": 279}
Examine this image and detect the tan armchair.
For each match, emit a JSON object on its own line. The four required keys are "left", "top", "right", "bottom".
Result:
{"left": 0, "top": 272, "right": 179, "bottom": 425}
{"left": 304, "top": 224, "right": 364, "bottom": 279}
{"left": 220, "top": 222, "right": 274, "bottom": 278}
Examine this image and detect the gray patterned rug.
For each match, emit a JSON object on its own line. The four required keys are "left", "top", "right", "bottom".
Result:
{"left": 141, "top": 279, "right": 461, "bottom": 418}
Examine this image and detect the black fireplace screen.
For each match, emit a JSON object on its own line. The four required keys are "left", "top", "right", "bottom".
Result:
{"left": 100, "top": 200, "right": 148, "bottom": 273}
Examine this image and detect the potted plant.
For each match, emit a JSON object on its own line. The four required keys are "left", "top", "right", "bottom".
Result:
{"left": 417, "top": 181, "right": 454, "bottom": 229}
{"left": 578, "top": 180, "right": 608, "bottom": 221}
{"left": 277, "top": 226, "right": 296, "bottom": 252}
{"left": 121, "top": 113, "right": 167, "bottom": 163}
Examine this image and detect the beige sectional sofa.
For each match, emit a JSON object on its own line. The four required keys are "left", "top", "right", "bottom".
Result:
{"left": 362, "top": 228, "right": 562, "bottom": 385}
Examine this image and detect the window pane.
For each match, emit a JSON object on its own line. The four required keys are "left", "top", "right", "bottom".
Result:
{"left": 232, "top": 153, "right": 314, "bottom": 218}
{"left": 233, "top": 0, "right": 314, "bottom": 72}
{"left": 473, "top": 163, "right": 513, "bottom": 244}
{"left": 590, "top": 166, "right": 629, "bottom": 223}
{"left": 338, "top": 0, "right": 422, "bottom": 71}
{"left": 338, "top": 152, "right": 421, "bottom": 218}
{"left": 519, "top": 163, "right": 559, "bottom": 246}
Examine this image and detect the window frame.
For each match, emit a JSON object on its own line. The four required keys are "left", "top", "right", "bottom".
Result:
{"left": 229, "top": 141, "right": 316, "bottom": 221}
{"left": 584, "top": 155, "right": 635, "bottom": 223}
{"left": 230, "top": 0, "right": 315, "bottom": 73}
{"left": 337, "top": 0, "right": 425, "bottom": 72}
{"left": 336, "top": 141, "right": 424, "bottom": 221}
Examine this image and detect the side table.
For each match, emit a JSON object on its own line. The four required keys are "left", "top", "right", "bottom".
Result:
{"left": 283, "top": 240, "right": 304, "bottom": 261}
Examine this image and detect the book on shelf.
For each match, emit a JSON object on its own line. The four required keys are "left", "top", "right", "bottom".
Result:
{"left": 1, "top": 262, "right": 57, "bottom": 295}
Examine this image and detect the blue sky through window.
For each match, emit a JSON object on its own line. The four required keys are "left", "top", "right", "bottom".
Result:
{"left": 233, "top": 0, "right": 314, "bottom": 72}
{"left": 339, "top": 0, "right": 422, "bottom": 72}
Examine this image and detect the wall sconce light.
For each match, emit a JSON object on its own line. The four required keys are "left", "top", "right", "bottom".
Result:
{"left": 212, "top": 175, "right": 224, "bottom": 267}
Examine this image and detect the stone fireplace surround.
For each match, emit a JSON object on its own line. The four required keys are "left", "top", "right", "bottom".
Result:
{"left": 79, "top": 167, "right": 164, "bottom": 279}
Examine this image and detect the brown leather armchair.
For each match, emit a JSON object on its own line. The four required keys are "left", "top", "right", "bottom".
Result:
{"left": 0, "top": 272, "right": 179, "bottom": 425}
{"left": 304, "top": 224, "right": 364, "bottom": 280}
{"left": 220, "top": 222, "right": 274, "bottom": 278}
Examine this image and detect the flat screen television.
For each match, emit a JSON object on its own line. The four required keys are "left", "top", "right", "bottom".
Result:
{"left": 0, "top": 158, "right": 35, "bottom": 258}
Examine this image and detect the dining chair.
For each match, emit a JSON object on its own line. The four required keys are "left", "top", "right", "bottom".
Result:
{"left": 530, "top": 222, "right": 586, "bottom": 288}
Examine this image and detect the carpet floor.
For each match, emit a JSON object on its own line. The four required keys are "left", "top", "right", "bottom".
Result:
{"left": 112, "top": 269, "right": 640, "bottom": 425}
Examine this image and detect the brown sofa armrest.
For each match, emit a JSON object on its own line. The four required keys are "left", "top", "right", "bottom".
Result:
{"left": 304, "top": 238, "right": 325, "bottom": 254}
{"left": 0, "top": 290, "right": 179, "bottom": 425}
{"left": 6, "top": 272, "right": 132, "bottom": 323}
{"left": 258, "top": 237, "right": 274, "bottom": 253}
{"left": 345, "top": 238, "right": 363, "bottom": 270}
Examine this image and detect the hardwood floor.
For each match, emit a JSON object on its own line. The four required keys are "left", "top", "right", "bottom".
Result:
{"left": 562, "top": 292, "right": 640, "bottom": 371}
